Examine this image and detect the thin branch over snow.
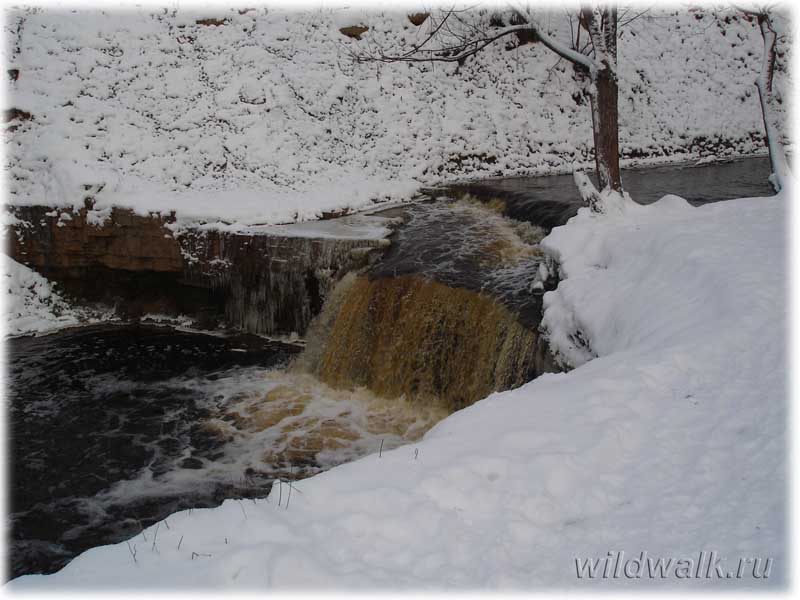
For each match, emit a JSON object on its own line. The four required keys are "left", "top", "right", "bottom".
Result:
{"left": 346, "top": 5, "right": 624, "bottom": 196}
{"left": 348, "top": 10, "right": 599, "bottom": 73}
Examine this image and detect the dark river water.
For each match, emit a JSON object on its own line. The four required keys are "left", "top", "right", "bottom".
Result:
{"left": 7, "top": 324, "right": 438, "bottom": 579}
{"left": 440, "top": 156, "right": 774, "bottom": 230}
{"left": 6, "top": 156, "right": 775, "bottom": 580}
{"left": 381, "top": 156, "right": 774, "bottom": 328}
{"left": 7, "top": 326, "right": 298, "bottom": 578}
{"left": 372, "top": 197, "right": 550, "bottom": 329}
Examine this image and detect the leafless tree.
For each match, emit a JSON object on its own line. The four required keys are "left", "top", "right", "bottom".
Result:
{"left": 735, "top": 4, "right": 790, "bottom": 191}
{"left": 347, "top": 4, "right": 628, "bottom": 209}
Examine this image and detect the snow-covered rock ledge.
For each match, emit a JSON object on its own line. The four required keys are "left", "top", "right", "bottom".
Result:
{"left": 5, "top": 205, "right": 398, "bottom": 337}
{"left": 8, "top": 191, "right": 786, "bottom": 589}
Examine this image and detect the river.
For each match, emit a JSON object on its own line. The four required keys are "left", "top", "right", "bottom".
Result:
{"left": 6, "top": 156, "right": 775, "bottom": 579}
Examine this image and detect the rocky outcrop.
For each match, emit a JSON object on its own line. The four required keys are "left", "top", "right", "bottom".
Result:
{"left": 178, "top": 225, "right": 389, "bottom": 335}
{"left": 407, "top": 13, "right": 429, "bottom": 26}
{"left": 9, "top": 205, "right": 184, "bottom": 272}
{"left": 4, "top": 108, "right": 31, "bottom": 123}
{"left": 338, "top": 25, "right": 369, "bottom": 40}
{"left": 6, "top": 205, "right": 390, "bottom": 335}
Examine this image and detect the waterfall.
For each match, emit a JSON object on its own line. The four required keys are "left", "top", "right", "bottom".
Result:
{"left": 299, "top": 272, "right": 556, "bottom": 412}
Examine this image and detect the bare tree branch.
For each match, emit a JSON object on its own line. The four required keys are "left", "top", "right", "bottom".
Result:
{"left": 619, "top": 7, "right": 652, "bottom": 29}
{"left": 344, "top": 4, "right": 625, "bottom": 198}
{"left": 345, "top": 9, "right": 600, "bottom": 72}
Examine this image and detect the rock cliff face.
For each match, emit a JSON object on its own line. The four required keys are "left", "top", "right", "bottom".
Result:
{"left": 9, "top": 205, "right": 183, "bottom": 273}
{"left": 6, "top": 205, "right": 389, "bottom": 335}
{"left": 178, "top": 226, "right": 389, "bottom": 335}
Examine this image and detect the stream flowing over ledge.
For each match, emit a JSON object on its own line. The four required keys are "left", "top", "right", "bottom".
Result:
{"left": 4, "top": 156, "right": 776, "bottom": 579}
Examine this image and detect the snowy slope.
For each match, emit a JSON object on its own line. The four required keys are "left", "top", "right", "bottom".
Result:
{"left": 4, "top": 7, "right": 786, "bottom": 227}
{"left": 9, "top": 190, "right": 786, "bottom": 589}
{"left": 1, "top": 255, "right": 93, "bottom": 336}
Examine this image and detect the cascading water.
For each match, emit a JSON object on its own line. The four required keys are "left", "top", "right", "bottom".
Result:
{"left": 8, "top": 197, "right": 553, "bottom": 580}
{"left": 298, "top": 198, "right": 559, "bottom": 411}
{"left": 305, "top": 273, "right": 549, "bottom": 411}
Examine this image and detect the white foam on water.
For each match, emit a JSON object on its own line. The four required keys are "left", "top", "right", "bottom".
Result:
{"left": 97, "top": 367, "right": 446, "bottom": 505}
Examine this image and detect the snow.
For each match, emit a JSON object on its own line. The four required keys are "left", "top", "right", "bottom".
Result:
{"left": 0, "top": 253, "right": 122, "bottom": 338}
{"left": 193, "top": 211, "right": 400, "bottom": 239}
{"left": 9, "top": 190, "right": 786, "bottom": 589}
{"left": 4, "top": 7, "right": 787, "bottom": 228}
{"left": 106, "top": 178, "right": 418, "bottom": 231}
{"left": 1, "top": 255, "right": 97, "bottom": 337}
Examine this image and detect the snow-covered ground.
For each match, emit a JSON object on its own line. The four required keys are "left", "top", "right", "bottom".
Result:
{"left": 8, "top": 188, "right": 786, "bottom": 589}
{"left": 4, "top": 6, "right": 787, "bottom": 228}
{"left": 1, "top": 255, "right": 102, "bottom": 337}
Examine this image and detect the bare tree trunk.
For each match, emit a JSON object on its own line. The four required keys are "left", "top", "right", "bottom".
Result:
{"left": 589, "top": 67, "right": 622, "bottom": 192}
{"left": 582, "top": 5, "right": 623, "bottom": 195}
{"left": 351, "top": 4, "right": 627, "bottom": 204}
{"left": 754, "top": 12, "right": 789, "bottom": 192}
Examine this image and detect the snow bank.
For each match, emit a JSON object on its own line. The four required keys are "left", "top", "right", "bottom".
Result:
{"left": 1, "top": 255, "right": 87, "bottom": 336}
{"left": 9, "top": 191, "right": 786, "bottom": 589}
{"left": 4, "top": 7, "right": 786, "bottom": 227}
